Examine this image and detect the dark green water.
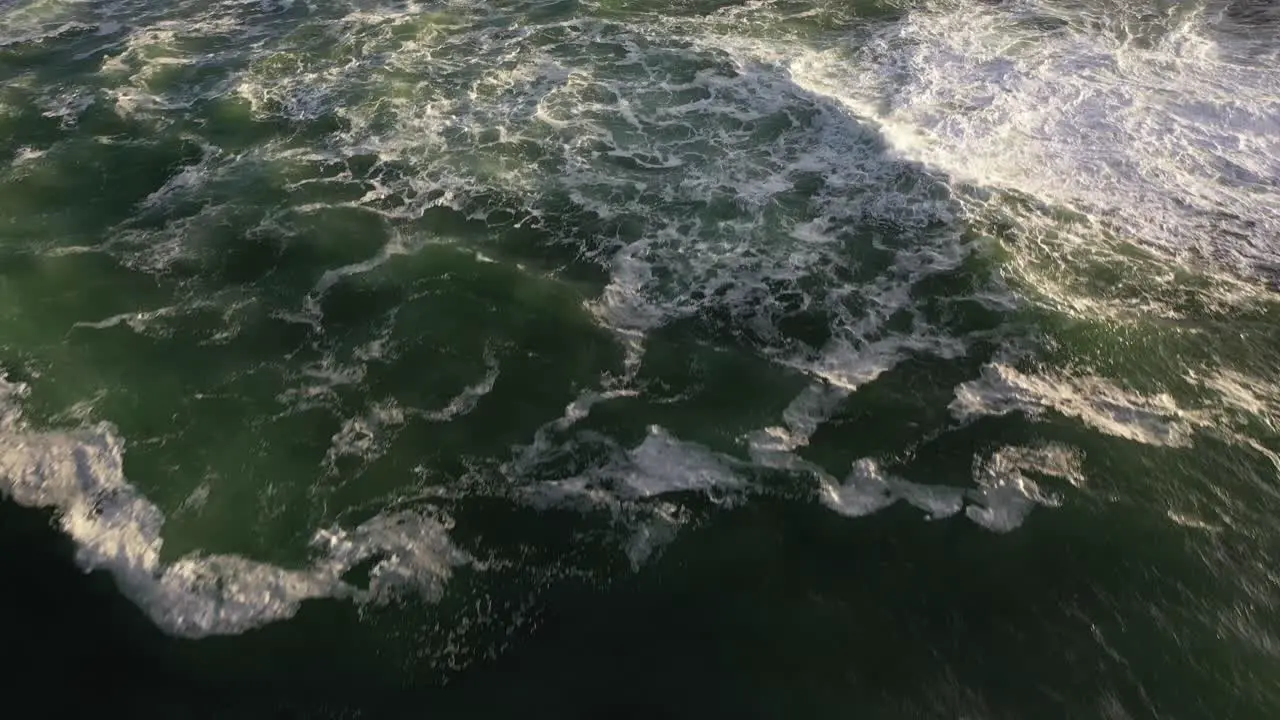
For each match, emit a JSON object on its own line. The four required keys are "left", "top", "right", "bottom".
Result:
{"left": 2, "top": 0, "right": 1280, "bottom": 716}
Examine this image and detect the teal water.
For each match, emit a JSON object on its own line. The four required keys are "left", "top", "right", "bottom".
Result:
{"left": 3, "top": 0, "right": 1280, "bottom": 716}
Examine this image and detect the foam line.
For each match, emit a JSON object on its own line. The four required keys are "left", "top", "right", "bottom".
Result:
{"left": 0, "top": 374, "right": 469, "bottom": 638}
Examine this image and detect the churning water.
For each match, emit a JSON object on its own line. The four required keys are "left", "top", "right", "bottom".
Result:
{"left": 2, "top": 0, "right": 1279, "bottom": 716}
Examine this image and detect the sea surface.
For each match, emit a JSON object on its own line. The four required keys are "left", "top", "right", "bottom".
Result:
{"left": 2, "top": 0, "right": 1280, "bottom": 716}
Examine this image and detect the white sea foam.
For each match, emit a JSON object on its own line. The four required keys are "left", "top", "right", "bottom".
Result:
{"left": 952, "top": 363, "right": 1203, "bottom": 447}
{"left": 324, "top": 398, "right": 407, "bottom": 469}
{"left": 316, "top": 510, "right": 471, "bottom": 605}
{"left": 516, "top": 425, "right": 741, "bottom": 562}
{"left": 821, "top": 457, "right": 964, "bottom": 519}
{"left": 101, "top": 4, "right": 277, "bottom": 120}
{"left": 321, "top": 345, "right": 500, "bottom": 469}
{"left": 623, "top": 501, "right": 686, "bottom": 569}
{"left": 516, "top": 404, "right": 1071, "bottom": 538}
{"left": 420, "top": 345, "right": 502, "bottom": 422}
{"left": 1166, "top": 509, "right": 1220, "bottom": 533}
{"left": 780, "top": 0, "right": 1280, "bottom": 285}
{"left": 0, "top": 373, "right": 469, "bottom": 638}
{"left": 1192, "top": 367, "right": 1280, "bottom": 422}
{"left": 72, "top": 301, "right": 220, "bottom": 337}
{"left": 41, "top": 0, "right": 1247, "bottom": 586}
{"left": 0, "top": 0, "right": 103, "bottom": 49}
{"left": 820, "top": 445, "right": 1080, "bottom": 531}
{"left": 965, "top": 444, "right": 1082, "bottom": 532}
{"left": 312, "top": 232, "right": 420, "bottom": 296}
{"left": 525, "top": 425, "right": 743, "bottom": 506}
{"left": 747, "top": 382, "right": 850, "bottom": 461}
{"left": 624, "top": 426, "right": 743, "bottom": 499}
{"left": 10, "top": 147, "right": 48, "bottom": 167}
{"left": 217, "top": 7, "right": 981, "bottom": 373}
{"left": 952, "top": 361, "right": 1280, "bottom": 502}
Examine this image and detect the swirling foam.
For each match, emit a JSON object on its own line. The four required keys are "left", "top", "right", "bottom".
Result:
{"left": 0, "top": 372, "right": 470, "bottom": 638}
{"left": 784, "top": 0, "right": 1280, "bottom": 282}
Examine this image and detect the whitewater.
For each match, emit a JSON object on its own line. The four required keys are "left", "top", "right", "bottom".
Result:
{"left": 1, "top": 0, "right": 1278, "bottom": 716}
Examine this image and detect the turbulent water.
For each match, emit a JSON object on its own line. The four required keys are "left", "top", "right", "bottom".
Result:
{"left": 2, "top": 0, "right": 1280, "bottom": 715}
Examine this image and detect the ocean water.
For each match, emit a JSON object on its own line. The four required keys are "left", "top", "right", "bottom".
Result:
{"left": 2, "top": 0, "right": 1279, "bottom": 715}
